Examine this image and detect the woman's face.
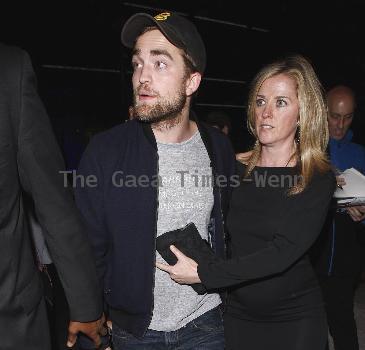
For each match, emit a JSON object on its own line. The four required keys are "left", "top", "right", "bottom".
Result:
{"left": 254, "top": 73, "right": 299, "bottom": 149}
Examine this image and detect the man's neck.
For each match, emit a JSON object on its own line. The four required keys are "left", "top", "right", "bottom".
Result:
{"left": 152, "top": 108, "right": 198, "bottom": 144}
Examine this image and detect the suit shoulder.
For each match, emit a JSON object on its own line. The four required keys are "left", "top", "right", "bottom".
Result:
{"left": 0, "top": 43, "right": 28, "bottom": 68}
{"left": 0, "top": 43, "right": 25, "bottom": 58}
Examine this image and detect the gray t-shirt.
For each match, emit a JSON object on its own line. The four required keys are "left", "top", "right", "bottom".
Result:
{"left": 149, "top": 131, "right": 221, "bottom": 331}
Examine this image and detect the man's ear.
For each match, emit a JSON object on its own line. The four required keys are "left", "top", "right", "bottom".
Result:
{"left": 185, "top": 72, "right": 202, "bottom": 96}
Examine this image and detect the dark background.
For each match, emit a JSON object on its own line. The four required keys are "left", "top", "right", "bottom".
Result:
{"left": 1, "top": 0, "right": 364, "bottom": 156}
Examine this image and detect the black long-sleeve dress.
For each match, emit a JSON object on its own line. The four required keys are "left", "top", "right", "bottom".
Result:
{"left": 198, "top": 162, "right": 335, "bottom": 350}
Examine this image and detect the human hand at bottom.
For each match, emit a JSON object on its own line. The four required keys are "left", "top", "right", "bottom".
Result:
{"left": 67, "top": 313, "right": 107, "bottom": 349}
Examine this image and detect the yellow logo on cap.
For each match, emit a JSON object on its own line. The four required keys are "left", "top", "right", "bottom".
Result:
{"left": 154, "top": 12, "right": 171, "bottom": 21}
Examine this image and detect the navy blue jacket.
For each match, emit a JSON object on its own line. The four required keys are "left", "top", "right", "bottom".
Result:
{"left": 329, "top": 129, "right": 365, "bottom": 174}
{"left": 75, "top": 117, "right": 236, "bottom": 337}
{"left": 311, "top": 130, "right": 365, "bottom": 276}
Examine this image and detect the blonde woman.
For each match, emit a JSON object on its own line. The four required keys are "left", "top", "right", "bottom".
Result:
{"left": 157, "top": 55, "right": 336, "bottom": 350}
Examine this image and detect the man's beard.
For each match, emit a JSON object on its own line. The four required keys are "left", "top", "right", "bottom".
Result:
{"left": 132, "top": 85, "right": 187, "bottom": 127}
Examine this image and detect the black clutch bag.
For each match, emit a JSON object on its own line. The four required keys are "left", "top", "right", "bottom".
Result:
{"left": 156, "top": 223, "right": 216, "bottom": 294}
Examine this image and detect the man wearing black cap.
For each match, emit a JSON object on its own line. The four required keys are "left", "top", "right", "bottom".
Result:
{"left": 75, "top": 11, "right": 236, "bottom": 350}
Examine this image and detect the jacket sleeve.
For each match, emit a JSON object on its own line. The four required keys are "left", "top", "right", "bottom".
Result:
{"left": 198, "top": 171, "right": 336, "bottom": 290}
{"left": 17, "top": 50, "right": 102, "bottom": 321}
{"left": 74, "top": 137, "right": 110, "bottom": 289}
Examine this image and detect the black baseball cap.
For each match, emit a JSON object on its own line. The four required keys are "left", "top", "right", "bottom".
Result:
{"left": 121, "top": 12, "right": 206, "bottom": 74}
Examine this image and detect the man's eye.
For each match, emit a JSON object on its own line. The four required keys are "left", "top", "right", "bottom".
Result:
{"left": 256, "top": 99, "right": 265, "bottom": 107}
{"left": 156, "top": 61, "right": 167, "bottom": 69}
{"left": 132, "top": 62, "right": 142, "bottom": 70}
{"left": 330, "top": 113, "right": 353, "bottom": 120}
{"left": 276, "top": 99, "right": 287, "bottom": 107}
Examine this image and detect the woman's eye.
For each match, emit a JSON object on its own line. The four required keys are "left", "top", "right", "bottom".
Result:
{"left": 256, "top": 99, "right": 265, "bottom": 107}
{"left": 277, "top": 99, "right": 287, "bottom": 107}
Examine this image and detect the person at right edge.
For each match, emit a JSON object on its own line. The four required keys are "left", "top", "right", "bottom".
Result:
{"left": 157, "top": 55, "right": 336, "bottom": 350}
{"left": 311, "top": 85, "right": 365, "bottom": 350}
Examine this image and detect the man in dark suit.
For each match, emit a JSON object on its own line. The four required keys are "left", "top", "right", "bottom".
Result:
{"left": 0, "top": 43, "right": 104, "bottom": 349}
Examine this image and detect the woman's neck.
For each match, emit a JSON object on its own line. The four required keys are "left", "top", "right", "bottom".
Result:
{"left": 258, "top": 143, "right": 297, "bottom": 167}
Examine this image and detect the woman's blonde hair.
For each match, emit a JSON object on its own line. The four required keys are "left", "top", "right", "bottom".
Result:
{"left": 243, "top": 54, "right": 330, "bottom": 194}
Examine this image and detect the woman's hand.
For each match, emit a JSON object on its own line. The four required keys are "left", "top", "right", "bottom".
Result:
{"left": 156, "top": 245, "right": 201, "bottom": 284}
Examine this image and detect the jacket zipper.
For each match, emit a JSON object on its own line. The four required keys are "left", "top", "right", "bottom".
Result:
{"left": 218, "top": 186, "right": 226, "bottom": 255}
{"left": 144, "top": 151, "right": 159, "bottom": 336}
{"left": 328, "top": 219, "right": 336, "bottom": 275}
{"left": 211, "top": 164, "right": 227, "bottom": 256}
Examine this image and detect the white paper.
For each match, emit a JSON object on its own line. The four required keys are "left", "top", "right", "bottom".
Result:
{"left": 334, "top": 167, "right": 365, "bottom": 207}
{"left": 337, "top": 197, "right": 365, "bottom": 207}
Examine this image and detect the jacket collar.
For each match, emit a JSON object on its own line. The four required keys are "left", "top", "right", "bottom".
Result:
{"left": 329, "top": 129, "right": 353, "bottom": 148}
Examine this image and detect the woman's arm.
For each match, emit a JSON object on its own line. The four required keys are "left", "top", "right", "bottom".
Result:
{"left": 157, "top": 171, "right": 335, "bottom": 290}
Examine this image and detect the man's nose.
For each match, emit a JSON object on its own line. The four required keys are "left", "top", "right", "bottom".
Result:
{"left": 139, "top": 65, "right": 152, "bottom": 84}
{"left": 338, "top": 116, "right": 345, "bottom": 129}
